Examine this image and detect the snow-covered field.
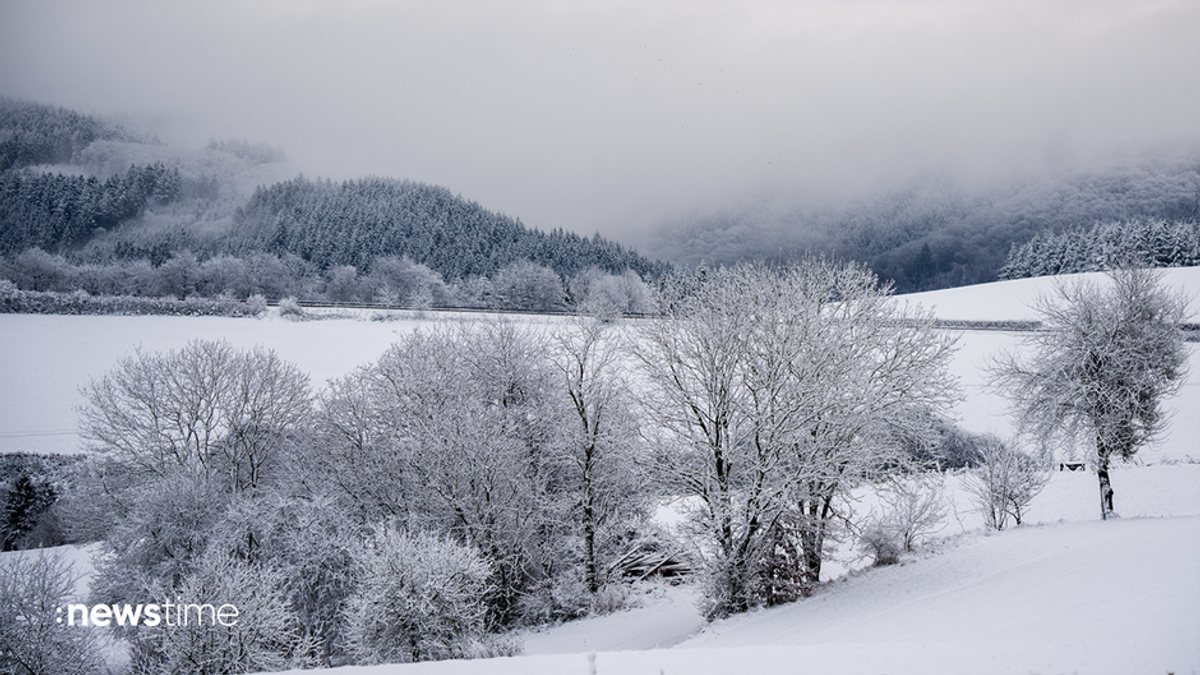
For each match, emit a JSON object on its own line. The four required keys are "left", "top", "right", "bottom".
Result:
{"left": 3, "top": 269, "right": 1196, "bottom": 460}
{"left": 3, "top": 269, "right": 1198, "bottom": 674}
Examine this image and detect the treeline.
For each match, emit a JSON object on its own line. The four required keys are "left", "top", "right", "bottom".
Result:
{"left": 0, "top": 98, "right": 670, "bottom": 311}
{"left": 0, "top": 248, "right": 656, "bottom": 314}
{"left": 998, "top": 219, "right": 1200, "bottom": 280}
{"left": 645, "top": 152, "right": 1200, "bottom": 291}
{"left": 0, "top": 280, "right": 267, "bottom": 318}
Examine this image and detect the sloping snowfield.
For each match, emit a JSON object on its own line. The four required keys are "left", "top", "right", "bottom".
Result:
{"left": 264, "top": 514, "right": 1199, "bottom": 675}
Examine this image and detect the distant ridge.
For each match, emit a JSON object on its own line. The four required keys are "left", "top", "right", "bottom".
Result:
{"left": 231, "top": 176, "right": 669, "bottom": 281}
{"left": 0, "top": 98, "right": 670, "bottom": 298}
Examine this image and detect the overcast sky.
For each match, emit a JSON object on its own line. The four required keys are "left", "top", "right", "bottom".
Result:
{"left": 2, "top": 1, "right": 1198, "bottom": 244}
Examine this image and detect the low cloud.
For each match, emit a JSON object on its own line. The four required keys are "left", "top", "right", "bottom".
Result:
{"left": 2, "top": 1, "right": 1197, "bottom": 243}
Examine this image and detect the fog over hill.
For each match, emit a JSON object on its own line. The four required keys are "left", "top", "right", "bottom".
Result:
{"left": 3, "top": 2, "right": 1198, "bottom": 293}
{"left": 0, "top": 98, "right": 667, "bottom": 311}
{"left": 640, "top": 146, "right": 1200, "bottom": 291}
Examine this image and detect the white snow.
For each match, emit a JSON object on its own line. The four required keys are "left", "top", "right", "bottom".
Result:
{"left": 518, "top": 584, "right": 704, "bottom": 655}
{"left": 3, "top": 270, "right": 1195, "bottom": 458}
{"left": 259, "top": 511, "right": 1199, "bottom": 674}
{"left": 0, "top": 310, "right": 550, "bottom": 455}
{"left": 3, "top": 270, "right": 1199, "bottom": 674}
{"left": 896, "top": 266, "right": 1200, "bottom": 322}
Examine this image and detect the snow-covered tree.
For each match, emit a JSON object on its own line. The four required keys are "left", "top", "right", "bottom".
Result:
{"left": 552, "top": 313, "right": 647, "bottom": 594}
{"left": 130, "top": 552, "right": 310, "bottom": 675}
{"left": 343, "top": 527, "right": 493, "bottom": 664}
{"left": 492, "top": 260, "right": 564, "bottom": 311}
{"left": 79, "top": 339, "right": 311, "bottom": 493}
{"left": 961, "top": 435, "right": 1049, "bottom": 530}
{"left": 568, "top": 267, "right": 655, "bottom": 318}
{"left": 0, "top": 551, "right": 106, "bottom": 675}
{"left": 316, "top": 321, "right": 562, "bottom": 623}
{"left": 362, "top": 256, "right": 449, "bottom": 308}
{"left": 634, "top": 260, "right": 957, "bottom": 617}
{"left": 991, "top": 267, "right": 1190, "bottom": 519}
{"left": 206, "top": 491, "right": 358, "bottom": 666}
{"left": 867, "top": 472, "right": 947, "bottom": 553}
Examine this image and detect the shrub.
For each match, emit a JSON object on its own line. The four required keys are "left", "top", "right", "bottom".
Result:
{"left": 858, "top": 521, "right": 902, "bottom": 566}
{"left": 343, "top": 528, "right": 494, "bottom": 664}
{"left": 277, "top": 296, "right": 305, "bottom": 319}
{"left": 0, "top": 550, "right": 106, "bottom": 675}
{"left": 963, "top": 436, "right": 1051, "bottom": 530}
{"left": 128, "top": 552, "right": 311, "bottom": 675}
{"left": 877, "top": 473, "right": 947, "bottom": 552}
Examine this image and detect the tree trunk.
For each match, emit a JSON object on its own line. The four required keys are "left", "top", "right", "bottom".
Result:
{"left": 798, "top": 499, "right": 825, "bottom": 585}
{"left": 583, "top": 497, "right": 597, "bottom": 593}
{"left": 1097, "top": 452, "right": 1116, "bottom": 520}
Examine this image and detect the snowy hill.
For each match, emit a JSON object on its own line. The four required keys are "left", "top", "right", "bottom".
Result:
{"left": 897, "top": 266, "right": 1200, "bottom": 322}
{"left": 259, "top": 511, "right": 1200, "bottom": 674}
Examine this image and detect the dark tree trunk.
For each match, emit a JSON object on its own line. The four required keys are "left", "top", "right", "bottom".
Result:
{"left": 1097, "top": 452, "right": 1116, "bottom": 520}
{"left": 798, "top": 498, "right": 828, "bottom": 586}
{"left": 583, "top": 479, "right": 598, "bottom": 593}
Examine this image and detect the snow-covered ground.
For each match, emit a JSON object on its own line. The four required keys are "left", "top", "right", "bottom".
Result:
{"left": 898, "top": 266, "right": 1200, "bottom": 322}
{"left": 2, "top": 268, "right": 1198, "bottom": 460}
{"left": 0, "top": 310, "right": 554, "bottom": 456}
{"left": 3, "top": 269, "right": 1198, "bottom": 674}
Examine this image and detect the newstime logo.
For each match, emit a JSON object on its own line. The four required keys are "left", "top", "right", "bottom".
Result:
{"left": 56, "top": 600, "right": 239, "bottom": 627}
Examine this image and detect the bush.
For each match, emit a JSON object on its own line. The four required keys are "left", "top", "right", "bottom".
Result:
{"left": 128, "top": 552, "right": 311, "bottom": 675}
{"left": 89, "top": 473, "right": 229, "bottom": 612}
{"left": 875, "top": 473, "right": 947, "bottom": 552}
{"left": 343, "top": 528, "right": 494, "bottom": 665}
{"left": 277, "top": 296, "right": 305, "bottom": 319}
{"left": 963, "top": 436, "right": 1051, "bottom": 530}
{"left": 858, "top": 521, "right": 902, "bottom": 566}
{"left": 206, "top": 492, "right": 358, "bottom": 666}
{"left": 0, "top": 550, "right": 106, "bottom": 675}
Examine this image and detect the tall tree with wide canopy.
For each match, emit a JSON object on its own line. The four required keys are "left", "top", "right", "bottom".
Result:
{"left": 992, "top": 268, "right": 1191, "bottom": 519}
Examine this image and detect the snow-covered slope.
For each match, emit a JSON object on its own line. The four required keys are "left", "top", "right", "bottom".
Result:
{"left": 260, "top": 514, "right": 1199, "bottom": 675}
{"left": 897, "top": 266, "right": 1200, "bottom": 322}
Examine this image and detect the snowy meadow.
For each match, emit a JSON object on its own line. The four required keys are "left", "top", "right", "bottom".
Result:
{"left": 1, "top": 267, "right": 1198, "bottom": 675}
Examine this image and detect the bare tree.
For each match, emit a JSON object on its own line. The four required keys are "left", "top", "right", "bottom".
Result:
{"left": 632, "top": 260, "right": 957, "bottom": 617}
{"left": 962, "top": 435, "right": 1050, "bottom": 530}
{"left": 991, "top": 268, "right": 1191, "bottom": 519}
{"left": 0, "top": 551, "right": 106, "bottom": 675}
{"left": 79, "top": 339, "right": 311, "bottom": 493}
{"left": 873, "top": 472, "right": 947, "bottom": 552}
{"left": 552, "top": 313, "right": 645, "bottom": 594}
{"left": 632, "top": 264, "right": 767, "bottom": 617}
